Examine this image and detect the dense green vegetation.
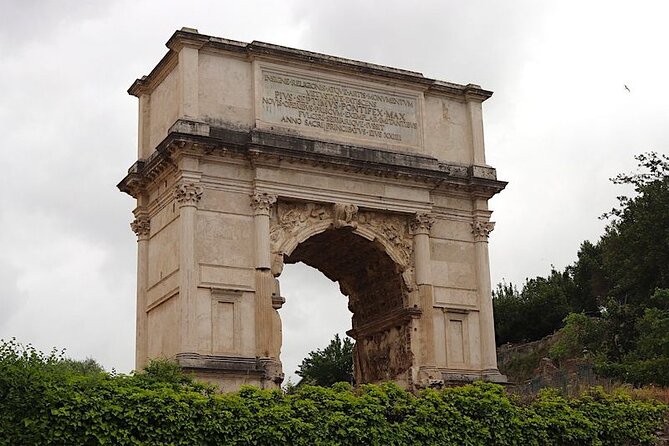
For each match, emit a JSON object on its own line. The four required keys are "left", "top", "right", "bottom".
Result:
{"left": 0, "top": 338, "right": 665, "bottom": 445}
{"left": 493, "top": 152, "right": 669, "bottom": 386}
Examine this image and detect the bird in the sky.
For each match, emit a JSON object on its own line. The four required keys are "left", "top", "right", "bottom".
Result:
{"left": 624, "top": 85, "right": 631, "bottom": 93}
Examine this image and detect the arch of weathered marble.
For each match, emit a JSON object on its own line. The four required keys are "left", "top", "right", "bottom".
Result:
{"left": 119, "top": 28, "right": 508, "bottom": 391}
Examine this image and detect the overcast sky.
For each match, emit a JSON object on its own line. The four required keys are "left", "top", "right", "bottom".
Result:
{"left": 1, "top": 0, "right": 667, "bottom": 385}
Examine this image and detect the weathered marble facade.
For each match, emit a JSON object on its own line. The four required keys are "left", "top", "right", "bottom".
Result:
{"left": 119, "top": 28, "right": 507, "bottom": 391}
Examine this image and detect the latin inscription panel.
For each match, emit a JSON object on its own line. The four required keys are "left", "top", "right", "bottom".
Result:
{"left": 259, "top": 68, "right": 421, "bottom": 147}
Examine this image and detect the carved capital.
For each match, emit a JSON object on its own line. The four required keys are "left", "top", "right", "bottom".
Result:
{"left": 472, "top": 219, "right": 495, "bottom": 241}
{"left": 250, "top": 191, "right": 277, "bottom": 215}
{"left": 174, "top": 183, "right": 203, "bottom": 207}
{"left": 130, "top": 216, "right": 150, "bottom": 239}
{"left": 409, "top": 212, "right": 435, "bottom": 235}
{"left": 333, "top": 203, "right": 358, "bottom": 229}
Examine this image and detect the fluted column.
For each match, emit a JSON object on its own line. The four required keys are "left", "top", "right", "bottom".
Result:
{"left": 472, "top": 218, "right": 499, "bottom": 372}
{"left": 251, "top": 191, "right": 277, "bottom": 358}
{"left": 131, "top": 209, "right": 150, "bottom": 370}
{"left": 410, "top": 212, "right": 436, "bottom": 366}
{"left": 175, "top": 182, "right": 203, "bottom": 354}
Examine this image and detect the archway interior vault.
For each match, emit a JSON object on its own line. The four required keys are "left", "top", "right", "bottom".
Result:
{"left": 282, "top": 228, "right": 413, "bottom": 384}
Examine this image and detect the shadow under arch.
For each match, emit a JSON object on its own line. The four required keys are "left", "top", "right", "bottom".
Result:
{"left": 278, "top": 226, "right": 417, "bottom": 385}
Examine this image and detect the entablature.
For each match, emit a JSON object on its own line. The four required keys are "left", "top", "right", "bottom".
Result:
{"left": 117, "top": 120, "right": 507, "bottom": 200}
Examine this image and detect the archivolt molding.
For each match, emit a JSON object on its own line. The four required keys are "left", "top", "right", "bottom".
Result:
{"left": 270, "top": 201, "right": 415, "bottom": 273}
{"left": 356, "top": 211, "right": 413, "bottom": 268}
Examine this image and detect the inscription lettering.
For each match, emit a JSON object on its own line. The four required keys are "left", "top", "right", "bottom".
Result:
{"left": 261, "top": 71, "right": 420, "bottom": 146}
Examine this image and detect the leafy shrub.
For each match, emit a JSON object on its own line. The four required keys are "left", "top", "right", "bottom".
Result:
{"left": 548, "top": 313, "right": 607, "bottom": 364}
{"left": 0, "top": 339, "right": 666, "bottom": 445}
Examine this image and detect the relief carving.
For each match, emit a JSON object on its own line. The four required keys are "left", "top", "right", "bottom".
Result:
{"left": 358, "top": 212, "right": 413, "bottom": 268}
{"left": 401, "top": 267, "right": 418, "bottom": 293}
{"left": 353, "top": 325, "right": 413, "bottom": 384}
{"left": 333, "top": 203, "right": 359, "bottom": 229}
{"left": 269, "top": 202, "right": 331, "bottom": 244}
{"left": 270, "top": 201, "right": 415, "bottom": 290}
{"left": 472, "top": 219, "right": 495, "bottom": 241}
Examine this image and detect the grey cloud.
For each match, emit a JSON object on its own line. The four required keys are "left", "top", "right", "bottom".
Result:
{"left": 0, "top": 0, "right": 113, "bottom": 53}
{"left": 0, "top": 260, "right": 23, "bottom": 329}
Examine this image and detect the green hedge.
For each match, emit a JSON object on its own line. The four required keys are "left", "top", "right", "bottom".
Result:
{"left": 1, "top": 340, "right": 666, "bottom": 445}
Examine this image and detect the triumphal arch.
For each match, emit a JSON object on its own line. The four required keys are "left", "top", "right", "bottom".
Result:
{"left": 119, "top": 28, "right": 507, "bottom": 391}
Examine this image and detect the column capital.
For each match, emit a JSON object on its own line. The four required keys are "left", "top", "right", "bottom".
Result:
{"left": 130, "top": 216, "right": 151, "bottom": 240}
{"left": 250, "top": 191, "right": 277, "bottom": 215}
{"left": 409, "top": 212, "right": 435, "bottom": 235}
{"left": 174, "top": 182, "right": 203, "bottom": 207}
{"left": 472, "top": 219, "right": 495, "bottom": 242}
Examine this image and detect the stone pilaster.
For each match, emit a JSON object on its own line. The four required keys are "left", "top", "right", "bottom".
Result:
{"left": 175, "top": 182, "right": 203, "bottom": 354}
{"left": 131, "top": 209, "right": 150, "bottom": 370}
{"left": 465, "top": 87, "right": 487, "bottom": 166}
{"left": 137, "top": 93, "right": 151, "bottom": 159}
{"left": 178, "top": 45, "right": 199, "bottom": 119}
{"left": 251, "top": 191, "right": 278, "bottom": 359}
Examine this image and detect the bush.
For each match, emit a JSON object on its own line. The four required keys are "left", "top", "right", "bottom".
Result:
{"left": 0, "top": 339, "right": 666, "bottom": 445}
{"left": 548, "top": 313, "right": 607, "bottom": 364}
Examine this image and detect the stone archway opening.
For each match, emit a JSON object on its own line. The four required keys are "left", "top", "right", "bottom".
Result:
{"left": 278, "top": 261, "right": 351, "bottom": 386}
{"left": 280, "top": 227, "right": 415, "bottom": 385}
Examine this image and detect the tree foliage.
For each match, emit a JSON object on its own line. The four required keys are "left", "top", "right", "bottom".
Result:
{"left": 0, "top": 338, "right": 665, "bottom": 445}
{"left": 600, "top": 152, "right": 669, "bottom": 305}
{"left": 296, "top": 334, "right": 354, "bottom": 387}
{"left": 494, "top": 270, "right": 574, "bottom": 345}
{"left": 494, "top": 152, "right": 669, "bottom": 385}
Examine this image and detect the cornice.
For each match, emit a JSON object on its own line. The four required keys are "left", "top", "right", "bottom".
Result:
{"left": 128, "top": 28, "right": 493, "bottom": 101}
{"left": 347, "top": 306, "right": 422, "bottom": 339}
{"left": 117, "top": 121, "right": 507, "bottom": 200}
{"left": 128, "top": 52, "right": 178, "bottom": 97}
